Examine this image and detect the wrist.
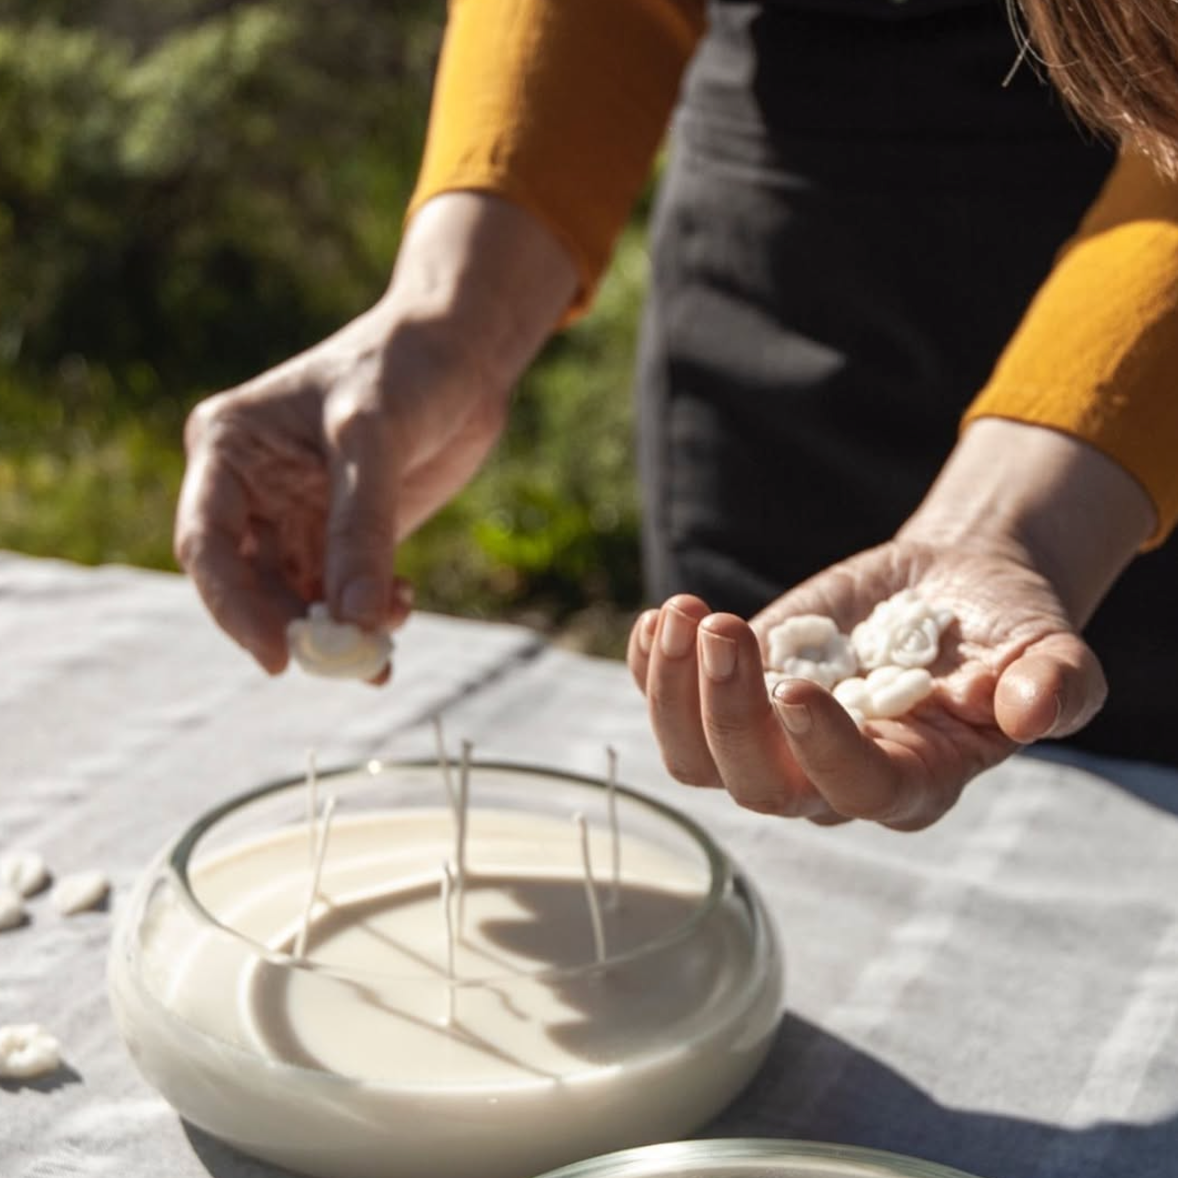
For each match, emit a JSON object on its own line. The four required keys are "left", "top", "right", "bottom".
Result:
{"left": 899, "top": 419, "right": 1156, "bottom": 626}
{"left": 380, "top": 191, "right": 578, "bottom": 396}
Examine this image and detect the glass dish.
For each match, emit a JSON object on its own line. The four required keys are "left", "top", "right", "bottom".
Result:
{"left": 534, "top": 1138, "right": 984, "bottom": 1178}
{"left": 108, "top": 759, "right": 784, "bottom": 1178}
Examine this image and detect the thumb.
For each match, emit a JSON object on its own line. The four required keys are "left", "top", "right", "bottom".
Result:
{"left": 323, "top": 399, "right": 401, "bottom": 630}
{"left": 993, "top": 631, "right": 1107, "bottom": 744}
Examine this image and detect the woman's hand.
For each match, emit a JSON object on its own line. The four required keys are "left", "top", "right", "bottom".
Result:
{"left": 628, "top": 420, "right": 1157, "bottom": 829}
{"left": 175, "top": 194, "right": 577, "bottom": 673}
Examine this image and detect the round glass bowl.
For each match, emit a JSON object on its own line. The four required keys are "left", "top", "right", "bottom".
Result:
{"left": 108, "top": 760, "right": 784, "bottom": 1178}
{"left": 535, "top": 1139, "right": 983, "bottom": 1178}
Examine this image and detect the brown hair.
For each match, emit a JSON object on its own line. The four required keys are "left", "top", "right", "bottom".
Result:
{"left": 1015, "top": 0, "right": 1178, "bottom": 174}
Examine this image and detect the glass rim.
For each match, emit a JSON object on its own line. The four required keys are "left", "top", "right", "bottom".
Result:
{"left": 164, "top": 757, "right": 737, "bottom": 987}
{"left": 533, "top": 1138, "right": 985, "bottom": 1178}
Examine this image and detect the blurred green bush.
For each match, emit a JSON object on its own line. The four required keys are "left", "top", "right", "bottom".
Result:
{"left": 0, "top": 1, "right": 648, "bottom": 652}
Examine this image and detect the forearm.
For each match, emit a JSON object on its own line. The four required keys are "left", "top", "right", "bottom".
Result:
{"left": 408, "top": 0, "right": 705, "bottom": 317}
{"left": 963, "top": 150, "right": 1178, "bottom": 547}
{"left": 382, "top": 191, "right": 578, "bottom": 398}
{"left": 899, "top": 419, "right": 1155, "bottom": 627}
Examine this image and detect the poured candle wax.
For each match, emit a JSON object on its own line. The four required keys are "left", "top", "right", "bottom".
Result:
{"left": 109, "top": 764, "right": 782, "bottom": 1178}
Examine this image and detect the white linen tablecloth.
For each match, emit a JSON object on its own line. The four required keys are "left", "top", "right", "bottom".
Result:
{"left": 1, "top": 552, "right": 1176, "bottom": 1178}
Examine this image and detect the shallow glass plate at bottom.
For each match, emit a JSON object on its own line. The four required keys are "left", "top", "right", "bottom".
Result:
{"left": 533, "top": 1139, "right": 985, "bottom": 1178}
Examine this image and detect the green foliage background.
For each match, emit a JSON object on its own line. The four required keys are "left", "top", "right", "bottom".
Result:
{"left": 0, "top": 0, "right": 648, "bottom": 652}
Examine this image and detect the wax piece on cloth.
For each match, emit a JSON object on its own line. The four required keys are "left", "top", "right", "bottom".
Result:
{"left": 51, "top": 870, "right": 110, "bottom": 916}
{"left": 0, "top": 886, "right": 24, "bottom": 932}
{"left": 764, "top": 615, "right": 856, "bottom": 689}
{"left": 0, "top": 1024, "right": 61, "bottom": 1079}
{"left": 0, "top": 850, "right": 48, "bottom": 898}
{"left": 286, "top": 603, "right": 393, "bottom": 681}
{"left": 851, "top": 589, "right": 954, "bottom": 670}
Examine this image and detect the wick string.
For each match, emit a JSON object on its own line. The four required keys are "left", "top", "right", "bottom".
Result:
{"left": 455, "top": 741, "right": 472, "bottom": 934}
{"left": 305, "top": 747, "right": 318, "bottom": 870}
{"left": 440, "top": 860, "right": 457, "bottom": 1025}
{"left": 433, "top": 715, "right": 456, "bottom": 810}
{"left": 294, "top": 792, "right": 336, "bottom": 960}
{"left": 606, "top": 745, "right": 621, "bottom": 910}
{"left": 574, "top": 812, "right": 607, "bottom": 966}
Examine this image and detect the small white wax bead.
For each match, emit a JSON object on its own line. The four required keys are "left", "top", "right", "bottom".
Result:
{"left": 767, "top": 614, "right": 839, "bottom": 668}
{"left": 765, "top": 614, "right": 856, "bottom": 688}
{"left": 868, "top": 667, "right": 934, "bottom": 719}
{"left": 832, "top": 676, "right": 871, "bottom": 712}
{"left": 286, "top": 602, "right": 393, "bottom": 681}
{"left": 0, "top": 1024, "right": 61, "bottom": 1079}
{"left": 0, "top": 886, "right": 24, "bottom": 932}
{"left": 51, "top": 870, "right": 110, "bottom": 916}
{"left": 0, "top": 851, "right": 48, "bottom": 898}
{"left": 890, "top": 616, "right": 942, "bottom": 668}
{"left": 864, "top": 665, "right": 905, "bottom": 689}
{"left": 852, "top": 589, "right": 954, "bottom": 671}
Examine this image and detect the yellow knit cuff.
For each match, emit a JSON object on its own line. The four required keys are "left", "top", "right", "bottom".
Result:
{"left": 406, "top": 0, "right": 704, "bottom": 321}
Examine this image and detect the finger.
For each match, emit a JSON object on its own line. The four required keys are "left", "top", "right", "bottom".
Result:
{"left": 697, "top": 614, "right": 835, "bottom": 819}
{"left": 994, "top": 632, "right": 1107, "bottom": 743}
{"left": 627, "top": 609, "right": 659, "bottom": 693}
{"left": 647, "top": 596, "right": 720, "bottom": 789}
{"left": 176, "top": 445, "right": 298, "bottom": 674}
{"left": 323, "top": 393, "right": 401, "bottom": 630}
{"left": 770, "top": 678, "right": 938, "bottom": 827}
{"left": 386, "top": 577, "right": 415, "bottom": 631}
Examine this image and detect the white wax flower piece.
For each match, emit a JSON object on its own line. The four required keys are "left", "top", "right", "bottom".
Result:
{"left": 0, "top": 886, "right": 24, "bottom": 932}
{"left": 764, "top": 615, "right": 856, "bottom": 690}
{"left": 832, "top": 675, "right": 871, "bottom": 714}
{"left": 832, "top": 666, "right": 934, "bottom": 723}
{"left": 51, "top": 870, "right": 110, "bottom": 916}
{"left": 287, "top": 603, "right": 393, "bottom": 681}
{"left": 866, "top": 667, "right": 934, "bottom": 719}
{"left": 0, "top": 850, "right": 48, "bottom": 898}
{"left": 851, "top": 589, "right": 954, "bottom": 671}
{"left": 0, "top": 1024, "right": 61, "bottom": 1079}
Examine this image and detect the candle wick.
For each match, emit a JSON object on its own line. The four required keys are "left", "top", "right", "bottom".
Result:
{"left": 294, "top": 791, "right": 336, "bottom": 960}
{"left": 433, "top": 715, "right": 456, "bottom": 811}
{"left": 574, "top": 812, "right": 607, "bottom": 968}
{"left": 440, "top": 861, "right": 457, "bottom": 1026}
{"left": 606, "top": 746, "right": 621, "bottom": 911}
{"left": 305, "top": 747, "right": 319, "bottom": 871}
{"left": 455, "top": 741, "right": 472, "bottom": 937}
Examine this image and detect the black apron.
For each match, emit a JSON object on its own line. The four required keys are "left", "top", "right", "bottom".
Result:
{"left": 637, "top": 0, "right": 1178, "bottom": 763}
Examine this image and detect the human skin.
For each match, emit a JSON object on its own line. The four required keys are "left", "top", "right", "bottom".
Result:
{"left": 174, "top": 193, "right": 577, "bottom": 673}
{"left": 176, "top": 191, "right": 1155, "bottom": 832}
{"left": 627, "top": 419, "right": 1157, "bottom": 829}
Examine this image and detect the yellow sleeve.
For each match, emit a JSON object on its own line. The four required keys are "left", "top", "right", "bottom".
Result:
{"left": 964, "top": 151, "right": 1178, "bottom": 547}
{"left": 406, "top": 0, "right": 706, "bottom": 318}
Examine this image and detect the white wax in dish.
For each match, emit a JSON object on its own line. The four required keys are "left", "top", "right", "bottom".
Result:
{"left": 109, "top": 766, "right": 782, "bottom": 1178}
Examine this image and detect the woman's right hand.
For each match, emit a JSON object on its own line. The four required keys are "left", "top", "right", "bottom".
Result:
{"left": 174, "top": 193, "right": 578, "bottom": 673}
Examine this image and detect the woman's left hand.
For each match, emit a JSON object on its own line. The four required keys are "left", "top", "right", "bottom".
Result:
{"left": 627, "top": 419, "right": 1157, "bottom": 830}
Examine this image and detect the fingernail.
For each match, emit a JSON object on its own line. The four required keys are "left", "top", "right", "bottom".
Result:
{"left": 659, "top": 605, "right": 695, "bottom": 659}
{"left": 340, "top": 577, "right": 383, "bottom": 627}
{"left": 1043, "top": 692, "right": 1063, "bottom": 737}
{"left": 637, "top": 610, "right": 657, "bottom": 655}
{"left": 773, "top": 686, "right": 812, "bottom": 735}
{"left": 699, "top": 628, "right": 737, "bottom": 682}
